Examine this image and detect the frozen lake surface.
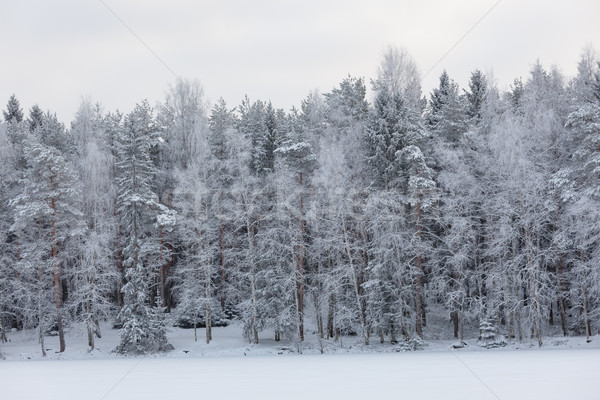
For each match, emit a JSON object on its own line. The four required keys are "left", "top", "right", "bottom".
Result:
{"left": 2, "top": 346, "right": 599, "bottom": 399}
{"left": 1, "top": 323, "right": 598, "bottom": 400}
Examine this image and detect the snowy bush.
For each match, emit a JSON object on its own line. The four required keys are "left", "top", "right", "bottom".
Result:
{"left": 395, "top": 337, "right": 427, "bottom": 352}
{"left": 478, "top": 319, "right": 507, "bottom": 349}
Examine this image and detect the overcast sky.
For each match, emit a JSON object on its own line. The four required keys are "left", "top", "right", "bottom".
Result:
{"left": 1, "top": 0, "right": 599, "bottom": 123}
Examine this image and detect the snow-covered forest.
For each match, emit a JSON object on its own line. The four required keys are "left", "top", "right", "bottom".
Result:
{"left": 2, "top": 46, "right": 600, "bottom": 355}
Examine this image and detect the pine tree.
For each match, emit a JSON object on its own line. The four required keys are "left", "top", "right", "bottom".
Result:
{"left": 10, "top": 134, "right": 84, "bottom": 354}
{"left": 401, "top": 145, "right": 436, "bottom": 338}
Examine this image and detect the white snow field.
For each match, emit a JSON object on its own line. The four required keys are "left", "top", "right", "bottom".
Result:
{"left": 1, "top": 324, "right": 599, "bottom": 400}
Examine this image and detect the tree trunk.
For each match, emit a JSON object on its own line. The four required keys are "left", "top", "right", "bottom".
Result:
{"left": 114, "top": 206, "right": 124, "bottom": 307}
{"left": 49, "top": 187, "right": 65, "bottom": 353}
{"left": 220, "top": 220, "right": 226, "bottom": 311}
{"left": 327, "top": 294, "right": 335, "bottom": 340}
{"left": 87, "top": 323, "right": 94, "bottom": 350}
{"left": 313, "top": 292, "right": 323, "bottom": 339}
{"left": 247, "top": 215, "right": 259, "bottom": 345}
{"left": 0, "top": 293, "right": 6, "bottom": 342}
{"left": 415, "top": 191, "right": 424, "bottom": 339}
{"left": 577, "top": 248, "right": 591, "bottom": 341}
{"left": 528, "top": 266, "right": 543, "bottom": 347}
{"left": 296, "top": 171, "right": 305, "bottom": 342}
{"left": 341, "top": 211, "right": 368, "bottom": 345}
{"left": 557, "top": 256, "right": 568, "bottom": 337}
{"left": 515, "top": 277, "right": 523, "bottom": 341}
{"left": 166, "top": 243, "right": 174, "bottom": 312}
{"left": 194, "top": 319, "right": 197, "bottom": 343}
{"left": 38, "top": 264, "right": 46, "bottom": 357}
{"left": 94, "top": 312, "right": 102, "bottom": 339}
{"left": 582, "top": 283, "right": 591, "bottom": 341}
{"left": 451, "top": 258, "right": 460, "bottom": 339}
{"left": 159, "top": 225, "right": 166, "bottom": 308}
{"left": 452, "top": 311, "right": 459, "bottom": 339}
{"left": 390, "top": 322, "right": 397, "bottom": 344}
{"left": 86, "top": 300, "right": 94, "bottom": 350}
{"left": 205, "top": 277, "right": 212, "bottom": 344}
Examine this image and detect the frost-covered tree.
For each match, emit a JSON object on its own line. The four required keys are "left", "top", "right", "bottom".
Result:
{"left": 239, "top": 98, "right": 282, "bottom": 176}
{"left": 368, "top": 47, "right": 424, "bottom": 190}
{"left": 434, "top": 139, "right": 482, "bottom": 340}
{"left": 68, "top": 99, "right": 119, "bottom": 350}
{"left": 401, "top": 145, "right": 436, "bottom": 338}
{"left": 308, "top": 75, "right": 371, "bottom": 344}
{"left": 3, "top": 95, "right": 27, "bottom": 156}
{"left": 27, "top": 105, "right": 44, "bottom": 133}
{"left": 172, "top": 117, "right": 222, "bottom": 343}
{"left": 157, "top": 79, "right": 208, "bottom": 309}
{"left": 479, "top": 64, "right": 569, "bottom": 346}
{"left": 0, "top": 122, "right": 14, "bottom": 342}
{"left": 226, "top": 126, "right": 264, "bottom": 344}
{"left": 274, "top": 108, "right": 317, "bottom": 344}
{"left": 173, "top": 162, "right": 219, "bottom": 343}
{"left": 427, "top": 70, "right": 451, "bottom": 125}
{"left": 3, "top": 95, "right": 23, "bottom": 124}
{"left": 427, "top": 71, "right": 468, "bottom": 143}
{"left": 10, "top": 133, "right": 84, "bottom": 354}
{"left": 114, "top": 100, "right": 171, "bottom": 354}
{"left": 324, "top": 75, "right": 369, "bottom": 128}
{"left": 208, "top": 98, "right": 237, "bottom": 311}
{"left": 365, "top": 47, "right": 434, "bottom": 340}
{"left": 556, "top": 79, "right": 600, "bottom": 338}
{"left": 465, "top": 70, "right": 488, "bottom": 122}
{"left": 3, "top": 50, "right": 600, "bottom": 351}
{"left": 159, "top": 78, "right": 207, "bottom": 171}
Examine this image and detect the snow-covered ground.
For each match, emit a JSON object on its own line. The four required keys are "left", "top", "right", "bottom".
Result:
{"left": 1, "top": 323, "right": 599, "bottom": 399}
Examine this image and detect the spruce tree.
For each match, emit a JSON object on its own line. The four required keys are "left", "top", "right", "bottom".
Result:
{"left": 275, "top": 113, "right": 317, "bottom": 344}
{"left": 208, "top": 98, "right": 237, "bottom": 312}
{"left": 3, "top": 95, "right": 23, "bottom": 123}
{"left": 115, "top": 100, "right": 171, "bottom": 354}
{"left": 465, "top": 70, "right": 488, "bottom": 121}
{"left": 427, "top": 70, "right": 451, "bottom": 126}
{"left": 428, "top": 71, "right": 468, "bottom": 143}
{"left": 27, "top": 105, "right": 44, "bottom": 133}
